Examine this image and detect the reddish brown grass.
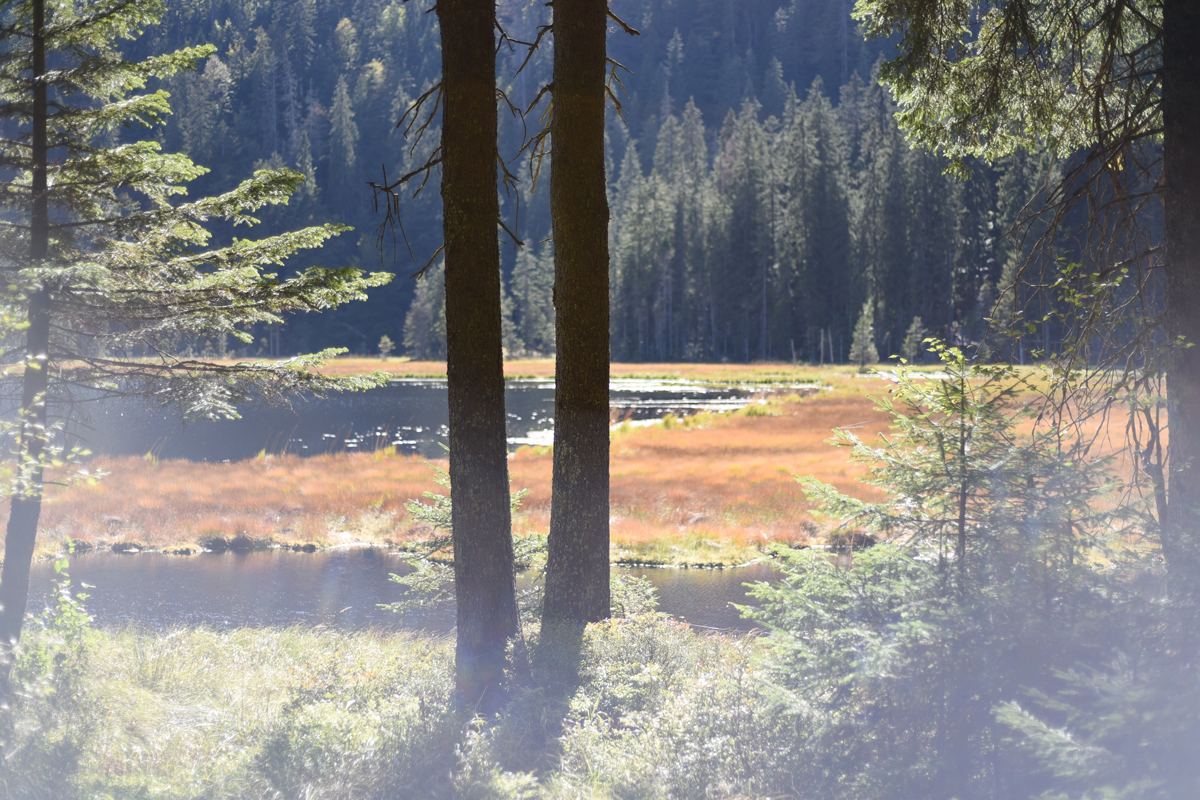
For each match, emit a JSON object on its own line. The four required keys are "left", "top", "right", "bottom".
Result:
{"left": 4, "top": 392, "right": 891, "bottom": 563}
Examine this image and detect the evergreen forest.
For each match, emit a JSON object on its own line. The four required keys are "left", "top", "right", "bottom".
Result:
{"left": 127, "top": 0, "right": 1051, "bottom": 362}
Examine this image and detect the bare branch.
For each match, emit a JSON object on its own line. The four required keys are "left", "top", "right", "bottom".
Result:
{"left": 606, "top": 9, "right": 640, "bottom": 37}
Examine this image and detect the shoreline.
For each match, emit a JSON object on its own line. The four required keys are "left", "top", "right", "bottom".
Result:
{"left": 22, "top": 537, "right": 780, "bottom": 572}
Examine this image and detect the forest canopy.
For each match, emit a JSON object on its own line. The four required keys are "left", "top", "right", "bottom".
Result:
{"left": 122, "top": 0, "right": 1059, "bottom": 363}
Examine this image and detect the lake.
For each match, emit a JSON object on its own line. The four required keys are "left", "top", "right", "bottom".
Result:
{"left": 56, "top": 378, "right": 759, "bottom": 461}
{"left": 27, "top": 549, "right": 777, "bottom": 632}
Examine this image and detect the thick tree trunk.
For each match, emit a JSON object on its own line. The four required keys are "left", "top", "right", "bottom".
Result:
{"left": 1162, "top": 0, "right": 1200, "bottom": 588}
{"left": 543, "top": 0, "right": 611, "bottom": 624}
{"left": 436, "top": 0, "right": 518, "bottom": 709}
{"left": 0, "top": 0, "right": 50, "bottom": 698}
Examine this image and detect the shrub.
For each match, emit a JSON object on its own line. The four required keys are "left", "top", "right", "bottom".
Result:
{"left": 1, "top": 560, "right": 95, "bottom": 800}
{"left": 745, "top": 344, "right": 1143, "bottom": 799}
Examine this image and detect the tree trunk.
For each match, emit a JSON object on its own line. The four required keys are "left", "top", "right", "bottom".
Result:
{"left": 437, "top": 0, "right": 518, "bottom": 709}
{"left": 1162, "top": 0, "right": 1200, "bottom": 588}
{"left": 0, "top": 0, "right": 50, "bottom": 697}
{"left": 543, "top": 0, "right": 611, "bottom": 625}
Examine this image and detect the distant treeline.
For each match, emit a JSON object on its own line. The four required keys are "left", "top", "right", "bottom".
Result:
{"left": 136, "top": 0, "right": 1046, "bottom": 362}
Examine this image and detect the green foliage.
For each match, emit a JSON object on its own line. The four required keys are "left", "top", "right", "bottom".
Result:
{"left": 377, "top": 334, "right": 395, "bottom": 358}
{"left": 255, "top": 636, "right": 455, "bottom": 798}
{"left": 849, "top": 299, "right": 879, "bottom": 369}
{"left": 745, "top": 343, "right": 1145, "bottom": 798}
{"left": 0, "top": 617, "right": 799, "bottom": 798}
{"left": 853, "top": 0, "right": 1159, "bottom": 169}
{"left": 0, "top": 0, "right": 393, "bottom": 426}
{"left": 901, "top": 316, "right": 928, "bottom": 362}
{"left": 1, "top": 559, "right": 95, "bottom": 800}
{"left": 801, "top": 342, "right": 1127, "bottom": 584}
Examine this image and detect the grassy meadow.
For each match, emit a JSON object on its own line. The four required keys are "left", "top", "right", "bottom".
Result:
{"left": 5, "top": 609, "right": 798, "bottom": 799}
{"left": 10, "top": 363, "right": 919, "bottom": 566}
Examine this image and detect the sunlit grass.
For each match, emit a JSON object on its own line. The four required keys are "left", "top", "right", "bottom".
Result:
{"left": 10, "top": 613, "right": 786, "bottom": 798}
{"left": 2, "top": 379, "right": 893, "bottom": 565}
{"left": 68, "top": 626, "right": 456, "bottom": 797}
{"left": 8, "top": 364, "right": 1140, "bottom": 567}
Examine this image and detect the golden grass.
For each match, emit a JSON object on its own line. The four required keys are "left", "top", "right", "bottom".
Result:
{"left": 8, "top": 363, "right": 1140, "bottom": 567}
{"left": 2, "top": 386, "right": 892, "bottom": 566}
{"left": 260, "top": 355, "right": 953, "bottom": 388}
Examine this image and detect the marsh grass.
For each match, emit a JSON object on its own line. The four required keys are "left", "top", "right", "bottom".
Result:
{"left": 6, "top": 389, "right": 894, "bottom": 565}
{"left": 8, "top": 370, "right": 1137, "bottom": 566}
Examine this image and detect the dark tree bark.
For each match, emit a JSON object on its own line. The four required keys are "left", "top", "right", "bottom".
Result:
{"left": 543, "top": 0, "right": 611, "bottom": 624}
{"left": 436, "top": 0, "right": 519, "bottom": 708}
{"left": 1162, "top": 0, "right": 1200, "bottom": 588}
{"left": 436, "top": 0, "right": 520, "bottom": 710}
{"left": 0, "top": 0, "right": 51, "bottom": 697}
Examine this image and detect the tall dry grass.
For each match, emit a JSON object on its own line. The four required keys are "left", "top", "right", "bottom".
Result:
{"left": 6, "top": 391, "right": 909, "bottom": 564}
{"left": 30, "top": 450, "right": 441, "bottom": 557}
{"left": 3, "top": 367, "right": 1147, "bottom": 565}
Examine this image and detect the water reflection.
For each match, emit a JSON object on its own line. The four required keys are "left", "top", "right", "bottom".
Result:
{"left": 28, "top": 550, "right": 777, "bottom": 632}
{"left": 57, "top": 378, "right": 758, "bottom": 461}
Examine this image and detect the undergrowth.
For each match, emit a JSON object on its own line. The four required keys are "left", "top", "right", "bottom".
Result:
{"left": 0, "top": 611, "right": 794, "bottom": 799}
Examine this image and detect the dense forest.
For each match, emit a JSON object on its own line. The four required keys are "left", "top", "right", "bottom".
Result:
{"left": 136, "top": 0, "right": 1045, "bottom": 362}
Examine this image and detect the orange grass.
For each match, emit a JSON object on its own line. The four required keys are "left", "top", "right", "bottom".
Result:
{"left": 25, "top": 450, "right": 442, "bottom": 559}
{"left": 5, "top": 371, "right": 1145, "bottom": 566}
{"left": 2, "top": 389, "right": 893, "bottom": 564}
{"left": 251, "top": 355, "right": 925, "bottom": 388}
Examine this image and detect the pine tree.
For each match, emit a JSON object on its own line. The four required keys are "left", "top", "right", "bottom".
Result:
{"left": 902, "top": 316, "right": 929, "bottom": 362}
{"left": 0, "top": 0, "right": 388, "bottom": 691}
{"left": 436, "top": 0, "right": 518, "bottom": 708}
{"left": 850, "top": 300, "right": 880, "bottom": 368}
{"left": 329, "top": 74, "right": 359, "bottom": 183}
{"left": 402, "top": 260, "right": 447, "bottom": 359}
{"left": 511, "top": 236, "right": 555, "bottom": 355}
{"left": 544, "top": 0, "right": 614, "bottom": 626}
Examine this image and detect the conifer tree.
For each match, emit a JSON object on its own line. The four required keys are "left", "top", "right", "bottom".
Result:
{"left": 436, "top": 0, "right": 518, "bottom": 707}
{"left": 511, "top": 237, "right": 554, "bottom": 356}
{"left": 402, "top": 260, "right": 447, "bottom": 360}
{"left": 543, "top": 0, "right": 614, "bottom": 626}
{"left": 902, "top": 316, "right": 929, "bottom": 363}
{"left": 850, "top": 300, "right": 880, "bottom": 369}
{"left": 329, "top": 74, "right": 358, "bottom": 194}
{"left": 0, "top": 0, "right": 388, "bottom": 693}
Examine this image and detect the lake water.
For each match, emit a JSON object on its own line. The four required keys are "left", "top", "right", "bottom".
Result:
{"left": 56, "top": 378, "right": 757, "bottom": 461}
{"left": 27, "top": 550, "right": 777, "bottom": 633}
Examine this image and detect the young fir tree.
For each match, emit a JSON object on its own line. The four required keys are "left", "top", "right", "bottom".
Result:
{"left": 0, "top": 0, "right": 388, "bottom": 693}
{"left": 750, "top": 345, "right": 1129, "bottom": 798}
{"left": 402, "top": 259, "right": 447, "bottom": 360}
{"left": 510, "top": 236, "right": 555, "bottom": 356}
{"left": 849, "top": 299, "right": 879, "bottom": 369}
{"left": 902, "top": 315, "right": 929, "bottom": 362}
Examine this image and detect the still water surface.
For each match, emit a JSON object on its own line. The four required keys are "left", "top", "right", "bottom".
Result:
{"left": 27, "top": 550, "right": 777, "bottom": 632}
{"left": 61, "top": 378, "right": 756, "bottom": 461}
